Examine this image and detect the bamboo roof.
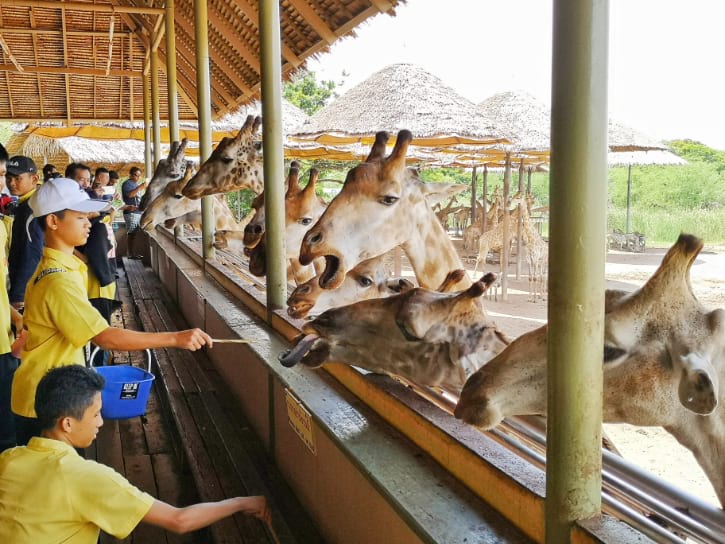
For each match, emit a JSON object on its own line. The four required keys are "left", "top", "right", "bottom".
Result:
{"left": 290, "top": 63, "right": 512, "bottom": 147}
{"left": 0, "top": 0, "right": 403, "bottom": 123}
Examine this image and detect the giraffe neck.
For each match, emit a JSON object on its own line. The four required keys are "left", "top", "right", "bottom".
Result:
{"left": 403, "top": 211, "right": 472, "bottom": 290}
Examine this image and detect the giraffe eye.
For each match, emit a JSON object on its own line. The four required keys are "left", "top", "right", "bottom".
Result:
{"left": 221, "top": 156, "right": 234, "bottom": 164}
{"left": 603, "top": 345, "right": 626, "bottom": 363}
{"left": 379, "top": 195, "right": 399, "bottom": 206}
{"left": 357, "top": 276, "right": 373, "bottom": 287}
{"left": 299, "top": 217, "right": 312, "bottom": 226}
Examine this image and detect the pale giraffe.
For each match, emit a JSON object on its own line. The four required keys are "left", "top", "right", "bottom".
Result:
{"left": 299, "top": 130, "right": 469, "bottom": 291}
{"left": 286, "top": 251, "right": 415, "bottom": 319}
{"left": 519, "top": 192, "right": 548, "bottom": 302}
{"left": 280, "top": 270, "right": 511, "bottom": 391}
{"left": 455, "top": 234, "right": 725, "bottom": 507}
{"left": 463, "top": 190, "right": 503, "bottom": 250}
{"left": 471, "top": 192, "right": 524, "bottom": 277}
{"left": 181, "top": 114, "right": 264, "bottom": 199}
{"left": 139, "top": 138, "right": 190, "bottom": 211}
{"left": 237, "top": 165, "right": 328, "bottom": 285}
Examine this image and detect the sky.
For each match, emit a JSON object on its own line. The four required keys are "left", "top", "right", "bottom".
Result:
{"left": 306, "top": 0, "right": 725, "bottom": 150}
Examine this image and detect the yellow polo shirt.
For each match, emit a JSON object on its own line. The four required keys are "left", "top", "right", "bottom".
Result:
{"left": 0, "top": 437, "right": 154, "bottom": 542}
{"left": 11, "top": 248, "right": 109, "bottom": 418}
{"left": 0, "top": 220, "right": 11, "bottom": 354}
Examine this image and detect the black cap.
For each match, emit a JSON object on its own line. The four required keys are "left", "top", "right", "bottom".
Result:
{"left": 7, "top": 156, "right": 38, "bottom": 176}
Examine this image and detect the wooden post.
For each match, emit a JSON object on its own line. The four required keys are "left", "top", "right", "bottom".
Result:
{"left": 150, "top": 46, "right": 161, "bottom": 168}
{"left": 482, "top": 164, "right": 488, "bottom": 232}
{"left": 142, "top": 70, "right": 152, "bottom": 181}
{"left": 501, "top": 153, "right": 511, "bottom": 301}
{"left": 470, "top": 165, "right": 477, "bottom": 223}
{"left": 516, "top": 160, "right": 525, "bottom": 279}
{"left": 165, "top": 0, "right": 179, "bottom": 143}
{"left": 547, "top": 0, "right": 608, "bottom": 541}
{"left": 625, "top": 164, "right": 632, "bottom": 233}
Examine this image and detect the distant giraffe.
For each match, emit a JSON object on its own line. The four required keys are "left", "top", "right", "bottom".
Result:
{"left": 472, "top": 192, "right": 523, "bottom": 277}
{"left": 520, "top": 192, "right": 548, "bottom": 301}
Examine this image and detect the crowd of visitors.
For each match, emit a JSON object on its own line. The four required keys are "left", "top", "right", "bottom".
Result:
{"left": 0, "top": 147, "right": 269, "bottom": 541}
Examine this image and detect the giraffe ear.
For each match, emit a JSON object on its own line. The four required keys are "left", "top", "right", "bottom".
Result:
{"left": 252, "top": 115, "right": 262, "bottom": 134}
{"left": 366, "top": 131, "right": 389, "bottom": 162}
{"left": 383, "top": 130, "right": 412, "bottom": 176}
{"left": 237, "top": 115, "right": 256, "bottom": 139}
{"left": 676, "top": 351, "right": 719, "bottom": 415}
{"left": 436, "top": 269, "right": 467, "bottom": 293}
{"left": 286, "top": 163, "right": 301, "bottom": 196}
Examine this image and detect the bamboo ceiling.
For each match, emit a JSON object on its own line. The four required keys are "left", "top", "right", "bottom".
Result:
{"left": 0, "top": 0, "right": 403, "bottom": 123}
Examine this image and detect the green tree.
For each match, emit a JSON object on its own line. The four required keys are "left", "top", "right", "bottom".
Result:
{"left": 667, "top": 139, "right": 725, "bottom": 173}
{"left": 283, "top": 70, "right": 336, "bottom": 115}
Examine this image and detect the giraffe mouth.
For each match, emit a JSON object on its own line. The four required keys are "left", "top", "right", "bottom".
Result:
{"left": 278, "top": 333, "right": 328, "bottom": 368}
{"left": 248, "top": 243, "right": 266, "bottom": 277}
{"left": 286, "top": 299, "right": 314, "bottom": 320}
{"left": 319, "top": 255, "right": 343, "bottom": 289}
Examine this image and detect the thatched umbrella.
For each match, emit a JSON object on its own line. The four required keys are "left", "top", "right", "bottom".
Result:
{"left": 290, "top": 63, "right": 511, "bottom": 148}
{"left": 212, "top": 98, "right": 309, "bottom": 136}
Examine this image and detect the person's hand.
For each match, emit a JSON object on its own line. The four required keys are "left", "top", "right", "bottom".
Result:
{"left": 174, "top": 328, "right": 213, "bottom": 350}
{"left": 10, "top": 306, "right": 22, "bottom": 334}
{"left": 11, "top": 329, "right": 27, "bottom": 358}
{"left": 239, "top": 496, "right": 271, "bottom": 524}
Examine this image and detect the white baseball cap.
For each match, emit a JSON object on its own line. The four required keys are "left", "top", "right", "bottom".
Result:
{"left": 29, "top": 177, "right": 111, "bottom": 217}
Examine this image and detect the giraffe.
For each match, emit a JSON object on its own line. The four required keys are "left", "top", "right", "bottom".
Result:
{"left": 299, "top": 130, "right": 470, "bottom": 291}
{"left": 233, "top": 164, "right": 328, "bottom": 285}
{"left": 286, "top": 251, "right": 415, "bottom": 319}
{"left": 279, "top": 270, "right": 511, "bottom": 391}
{"left": 455, "top": 234, "right": 725, "bottom": 507}
{"left": 462, "top": 190, "right": 503, "bottom": 250}
{"left": 181, "top": 114, "right": 264, "bottom": 199}
{"left": 471, "top": 192, "right": 524, "bottom": 277}
{"left": 138, "top": 138, "right": 190, "bottom": 211}
{"left": 519, "top": 192, "right": 548, "bottom": 302}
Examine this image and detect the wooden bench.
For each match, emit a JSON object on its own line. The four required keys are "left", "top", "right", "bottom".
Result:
{"left": 123, "top": 258, "right": 323, "bottom": 544}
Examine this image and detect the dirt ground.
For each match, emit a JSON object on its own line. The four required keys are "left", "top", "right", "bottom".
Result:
{"left": 401, "top": 237, "right": 724, "bottom": 508}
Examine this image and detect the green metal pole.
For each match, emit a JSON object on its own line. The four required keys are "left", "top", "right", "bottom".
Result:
{"left": 142, "top": 69, "right": 152, "bottom": 181}
{"left": 625, "top": 164, "right": 632, "bottom": 233}
{"left": 259, "top": 0, "right": 286, "bottom": 317}
{"left": 194, "top": 0, "right": 214, "bottom": 261}
{"left": 150, "top": 46, "right": 162, "bottom": 169}
{"left": 547, "top": 1, "right": 608, "bottom": 542}
{"left": 165, "top": 0, "right": 179, "bottom": 143}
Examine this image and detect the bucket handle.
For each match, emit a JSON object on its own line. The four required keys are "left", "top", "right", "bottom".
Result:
{"left": 88, "top": 346, "right": 153, "bottom": 374}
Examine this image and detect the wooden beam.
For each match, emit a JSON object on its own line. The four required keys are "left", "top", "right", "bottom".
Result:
{"left": 61, "top": 8, "right": 71, "bottom": 124}
{"left": 286, "top": 0, "right": 337, "bottom": 44}
{"left": 173, "top": 10, "right": 251, "bottom": 97}
{"left": 92, "top": 12, "right": 97, "bottom": 118}
{"left": 129, "top": 36, "right": 134, "bottom": 120}
{"left": 206, "top": 8, "right": 260, "bottom": 73}
{"left": 369, "top": 0, "right": 395, "bottom": 11}
{"left": 0, "top": 34, "right": 23, "bottom": 72}
{"left": 105, "top": 14, "right": 115, "bottom": 76}
{"left": 28, "top": 8, "right": 44, "bottom": 117}
{"left": 0, "top": 28, "right": 133, "bottom": 38}
{"left": 0, "top": 116, "right": 198, "bottom": 123}
{"left": 234, "top": 0, "right": 301, "bottom": 68}
{"left": 1, "top": 1, "right": 164, "bottom": 15}
{"left": 0, "top": 64, "right": 137, "bottom": 77}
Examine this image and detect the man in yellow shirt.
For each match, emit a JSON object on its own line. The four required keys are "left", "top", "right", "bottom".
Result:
{"left": 0, "top": 365, "right": 270, "bottom": 543}
{"left": 12, "top": 178, "right": 213, "bottom": 444}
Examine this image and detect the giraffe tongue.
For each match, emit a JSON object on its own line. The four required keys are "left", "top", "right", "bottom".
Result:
{"left": 278, "top": 334, "right": 319, "bottom": 367}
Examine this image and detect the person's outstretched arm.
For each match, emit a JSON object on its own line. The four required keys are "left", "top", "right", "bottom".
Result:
{"left": 142, "top": 496, "right": 270, "bottom": 534}
{"left": 92, "top": 327, "right": 213, "bottom": 351}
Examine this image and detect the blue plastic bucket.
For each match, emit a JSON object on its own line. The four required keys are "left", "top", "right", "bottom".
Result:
{"left": 90, "top": 348, "right": 155, "bottom": 419}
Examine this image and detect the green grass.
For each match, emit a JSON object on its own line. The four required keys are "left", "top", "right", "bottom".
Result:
{"left": 607, "top": 206, "right": 725, "bottom": 246}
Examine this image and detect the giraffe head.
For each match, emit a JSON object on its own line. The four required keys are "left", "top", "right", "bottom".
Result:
{"left": 181, "top": 115, "right": 264, "bottom": 199}
{"left": 279, "top": 271, "right": 510, "bottom": 391}
{"left": 299, "top": 130, "right": 467, "bottom": 290}
{"left": 139, "top": 138, "right": 190, "bottom": 211}
{"left": 286, "top": 253, "right": 415, "bottom": 319}
{"left": 140, "top": 166, "right": 198, "bottom": 231}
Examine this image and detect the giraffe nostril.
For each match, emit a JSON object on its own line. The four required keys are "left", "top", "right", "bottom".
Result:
{"left": 308, "top": 232, "right": 322, "bottom": 245}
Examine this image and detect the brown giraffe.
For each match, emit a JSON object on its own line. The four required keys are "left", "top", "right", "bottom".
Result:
{"left": 471, "top": 192, "right": 524, "bottom": 277}
{"left": 280, "top": 270, "right": 511, "bottom": 391}
{"left": 139, "top": 138, "right": 190, "bottom": 211}
{"left": 519, "top": 192, "right": 548, "bottom": 302}
{"left": 181, "top": 115, "right": 264, "bottom": 199}
{"left": 299, "top": 130, "right": 469, "bottom": 291}
{"left": 235, "top": 164, "right": 328, "bottom": 285}
{"left": 286, "top": 251, "right": 415, "bottom": 319}
{"left": 455, "top": 234, "right": 725, "bottom": 507}
{"left": 463, "top": 190, "right": 503, "bottom": 250}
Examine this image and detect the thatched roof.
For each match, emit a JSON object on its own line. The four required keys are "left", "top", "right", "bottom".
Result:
{"left": 211, "top": 99, "right": 309, "bottom": 135}
{"left": 608, "top": 150, "right": 687, "bottom": 167}
{"left": 0, "top": 0, "right": 403, "bottom": 123}
{"left": 291, "top": 63, "right": 511, "bottom": 147}
{"left": 477, "top": 91, "right": 551, "bottom": 152}
{"left": 606, "top": 120, "right": 670, "bottom": 152}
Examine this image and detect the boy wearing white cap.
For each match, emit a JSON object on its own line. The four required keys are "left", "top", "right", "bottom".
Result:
{"left": 11, "top": 178, "right": 213, "bottom": 444}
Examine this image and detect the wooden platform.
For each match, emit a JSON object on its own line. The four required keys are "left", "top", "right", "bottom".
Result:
{"left": 90, "top": 260, "right": 323, "bottom": 543}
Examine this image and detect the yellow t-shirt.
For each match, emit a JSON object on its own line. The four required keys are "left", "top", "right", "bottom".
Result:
{"left": 0, "top": 219, "right": 11, "bottom": 353}
{"left": 11, "top": 248, "right": 109, "bottom": 418}
{"left": 0, "top": 437, "right": 154, "bottom": 542}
